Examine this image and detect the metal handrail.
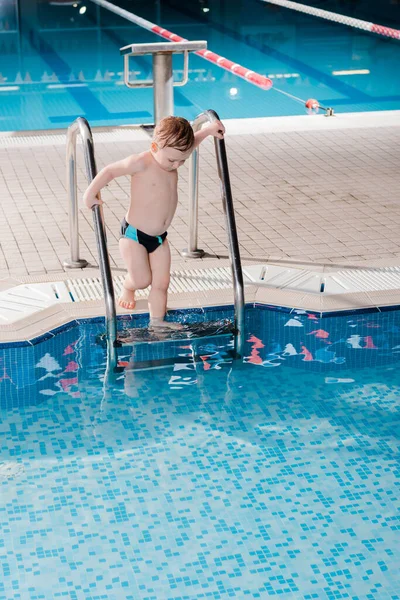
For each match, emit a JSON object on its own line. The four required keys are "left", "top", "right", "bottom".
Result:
{"left": 185, "top": 110, "right": 245, "bottom": 357}
{"left": 65, "top": 117, "right": 118, "bottom": 365}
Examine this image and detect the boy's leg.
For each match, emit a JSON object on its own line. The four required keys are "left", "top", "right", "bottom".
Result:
{"left": 148, "top": 239, "right": 171, "bottom": 321}
{"left": 119, "top": 238, "right": 152, "bottom": 309}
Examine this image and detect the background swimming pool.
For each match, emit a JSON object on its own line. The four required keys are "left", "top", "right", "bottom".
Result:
{"left": 1, "top": 306, "right": 399, "bottom": 598}
{"left": 1, "top": 0, "right": 399, "bottom": 131}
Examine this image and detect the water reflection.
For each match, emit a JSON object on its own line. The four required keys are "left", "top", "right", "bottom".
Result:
{"left": 2, "top": 306, "right": 400, "bottom": 410}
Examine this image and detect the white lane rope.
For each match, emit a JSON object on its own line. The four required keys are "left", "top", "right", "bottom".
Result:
{"left": 260, "top": 0, "right": 400, "bottom": 40}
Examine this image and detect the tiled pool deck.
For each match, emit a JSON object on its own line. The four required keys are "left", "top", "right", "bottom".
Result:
{"left": 0, "top": 111, "right": 399, "bottom": 339}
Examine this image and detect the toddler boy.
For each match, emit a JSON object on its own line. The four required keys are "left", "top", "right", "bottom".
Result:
{"left": 83, "top": 116, "right": 224, "bottom": 326}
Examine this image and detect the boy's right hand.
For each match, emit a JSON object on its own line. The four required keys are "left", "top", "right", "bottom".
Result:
{"left": 83, "top": 192, "right": 103, "bottom": 209}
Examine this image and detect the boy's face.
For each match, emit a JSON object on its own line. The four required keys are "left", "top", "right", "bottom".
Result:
{"left": 151, "top": 142, "right": 192, "bottom": 172}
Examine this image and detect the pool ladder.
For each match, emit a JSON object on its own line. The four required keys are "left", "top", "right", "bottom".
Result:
{"left": 65, "top": 110, "right": 245, "bottom": 362}
{"left": 65, "top": 117, "right": 118, "bottom": 369}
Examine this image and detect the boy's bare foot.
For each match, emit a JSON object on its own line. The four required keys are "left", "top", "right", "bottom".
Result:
{"left": 118, "top": 287, "right": 136, "bottom": 310}
{"left": 149, "top": 317, "right": 183, "bottom": 330}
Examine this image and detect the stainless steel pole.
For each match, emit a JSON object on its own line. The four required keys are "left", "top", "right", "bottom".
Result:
{"left": 153, "top": 52, "right": 174, "bottom": 123}
{"left": 181, "top": 112, "right": 209, "bottom": 258}
{"left": 209, "top": 110, "right": 245, "bottom": 358}
{"left": 65, "top": 117, "right": 118, "bottom": 364}
{"left": 182, "top": 146, "right": 205, "bottom": 258}
{"left": 78, "top": 118, "right": 118, "bottom": 358}
{"left": 64, "top": 121, "right": 88, "bottom": 269}
{"left": 183, "top": 109, "right": 245, "bottom": 357}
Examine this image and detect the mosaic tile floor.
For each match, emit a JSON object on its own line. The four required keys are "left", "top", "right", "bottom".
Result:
{"left": 1, "top": 307, "right": 399, "bottom": 599}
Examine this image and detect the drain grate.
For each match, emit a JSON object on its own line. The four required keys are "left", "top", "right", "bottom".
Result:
{"left": 243, "top": 264, "right": 400, "bottom": 295}
{"left": 2, "top": 264, "right": 399, "bottom": 327}
{"left": 66, "top": 267, "right": 234, "bottom": 302}
{"left": 0, "top": 268, "right": 234, "bottom": 324}
{"left": 337, "top": 267, "right": 400, "bottom": 292}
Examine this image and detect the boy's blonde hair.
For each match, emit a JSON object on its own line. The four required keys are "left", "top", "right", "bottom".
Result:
{"left": 154, "top": 116, "right": 194, "bottom": 152}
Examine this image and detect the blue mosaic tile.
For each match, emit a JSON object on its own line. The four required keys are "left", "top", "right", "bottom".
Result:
{"left": 0, "top": 339, "right": 33, "bottom": 349}
{"left": 0, "top": 306, "right": 399, "bottom": 598}
{"left": 375, "top": 305, "right": 400, "bottom": 314}
{"left": 76, "top": 316, "right": 109, "bottom": 325}
{"left": 253, "top": 303, "right": 293, "bottom": 314}
{"left": 318, "top": 307, "right": 381, "bottom": 318}
{"left": 48, "top": 321, "right": 80, "bottom": 336}
{"left": 29, "top": 332, "right": 55, "bottom": 346}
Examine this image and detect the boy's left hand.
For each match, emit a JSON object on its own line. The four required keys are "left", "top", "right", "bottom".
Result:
{"left": 207, "top": 120, "right": 225, "bottom": 139}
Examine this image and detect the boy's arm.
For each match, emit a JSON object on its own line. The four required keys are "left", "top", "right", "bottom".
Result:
{"left": 83, "top": 154, "right": 145, "bottom": 209}
{"left": 193, "top": 119, "right": 225, "bottom": 149}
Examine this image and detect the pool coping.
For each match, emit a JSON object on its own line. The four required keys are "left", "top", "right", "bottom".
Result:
{"left": 1, "top": 259, "right": 399, "bottom": 346}
{"left": 1, "top": 109, "right": 399, "bottom": 145}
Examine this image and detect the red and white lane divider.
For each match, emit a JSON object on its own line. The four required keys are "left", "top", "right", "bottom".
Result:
{"left": 260, "top": 0, "right": 400, "bottom": 40}
{"left": 89, "top": 0, "right": 273, "bottom": 90}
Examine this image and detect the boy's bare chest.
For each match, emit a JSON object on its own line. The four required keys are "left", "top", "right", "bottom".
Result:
{"left": 131, "top": 165, "right": 177, "bottom": 201}
{"left": 150, "top": 173, "right": 177, "bottom": 199}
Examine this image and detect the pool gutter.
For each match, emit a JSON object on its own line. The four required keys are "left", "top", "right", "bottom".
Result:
{"left": 0, "top": 260, "right": 399, "bottom": 345}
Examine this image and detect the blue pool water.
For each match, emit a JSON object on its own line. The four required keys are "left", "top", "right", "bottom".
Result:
{"left": 1, "top": 0, "right": 399, "bottom": 131}
{"left": 1, "top": 305, "right": 400, "bottom": 598}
